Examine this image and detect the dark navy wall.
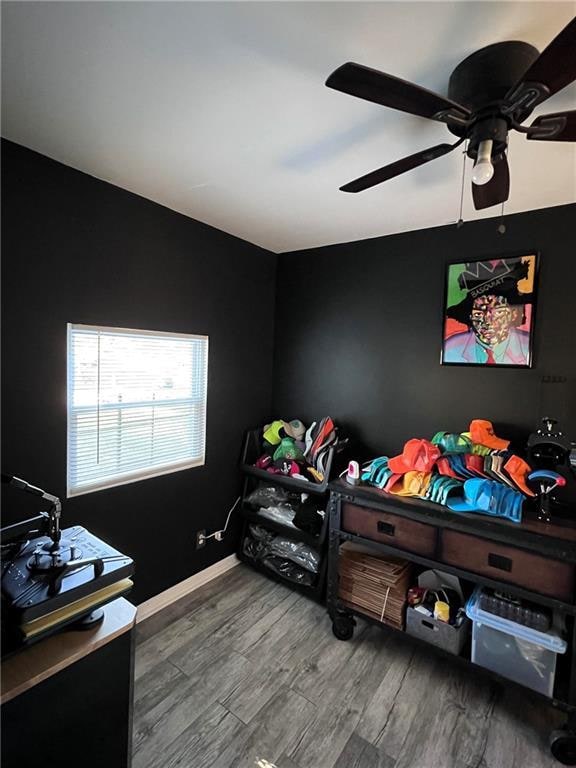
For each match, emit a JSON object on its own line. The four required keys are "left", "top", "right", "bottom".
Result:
{"left": 3, "top": 138, "right": 574, "bottom": 603}
{"left": 273, "top": 204, "right": 576, "bottom": 459}
{"left": 1, "top": 140, "right": 277, "bottom": 604}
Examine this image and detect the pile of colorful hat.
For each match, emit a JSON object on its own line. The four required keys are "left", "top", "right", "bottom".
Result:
{"left": 361, "top": 420, "right": 534, "bottom": 523}
{"left": 254, "top": 417, "right": 339, "bottom": 484}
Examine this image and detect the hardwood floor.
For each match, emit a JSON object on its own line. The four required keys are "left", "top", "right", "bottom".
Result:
{"left": 134, "top": 565, "right": 562, "bottom": 768}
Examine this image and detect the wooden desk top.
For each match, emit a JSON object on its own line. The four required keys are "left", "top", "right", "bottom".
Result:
{"left": 1, "top": 598, "right": 136, "bottom": 705}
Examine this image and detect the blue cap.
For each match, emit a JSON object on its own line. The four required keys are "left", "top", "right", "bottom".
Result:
{"left": 361, "top": 457, "right": 398, "bottom": 490}
{"left": 451, "top": 455, "right": 476, "bottom": 479}
{"left": 361, "top": 456, "right": 388, "bottom": 483}
{"left": 447, "top": 479, "right": 523, "bottom": 522}
{"left": 428, "top": 475, "right": 463, "bottom": 505}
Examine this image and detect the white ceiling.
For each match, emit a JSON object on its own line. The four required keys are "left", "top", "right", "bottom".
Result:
{"left": 2, "top": 1, "right": 575, "bottom": 253}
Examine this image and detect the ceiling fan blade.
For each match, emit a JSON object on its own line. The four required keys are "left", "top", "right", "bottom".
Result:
{"left": 340, "top": 140, "right": 463, "bottom": 193}
{"left": 527, "top": 110, "right": 576, "bottom": 141}
{"left": 326, "top": 62, "right": 470, "bottom": 126}
{"left": 503, "top": 17, "right": 576, "bottom": 114}
{"left": 472, "top": 155, "right": 510, "bottom": 210}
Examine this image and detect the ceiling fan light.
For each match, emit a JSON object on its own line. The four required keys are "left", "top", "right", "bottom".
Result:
{"left": 471, "top": 160, "right": 495, "bottom": 185}
{"left": 471, "top": 139, "right": 494, "bottom": 185}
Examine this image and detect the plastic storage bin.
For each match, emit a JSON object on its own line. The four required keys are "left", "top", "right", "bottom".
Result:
{"left": 466, "top": 588, "right": 567, "bottom": 697}
{"left": 406, "top": 607, "right": 470, "bottom": 655}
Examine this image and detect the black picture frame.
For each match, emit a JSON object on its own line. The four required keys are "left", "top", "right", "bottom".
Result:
{"left": 440, "top": 251, "right": 539, "bottom": 368}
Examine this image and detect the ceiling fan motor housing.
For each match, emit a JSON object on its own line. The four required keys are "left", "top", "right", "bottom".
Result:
{"left": 447, "top": 41, "right": 540, "bottom": 149}
{"left": 467, "top": 116, "right": 509, "bottom": 160}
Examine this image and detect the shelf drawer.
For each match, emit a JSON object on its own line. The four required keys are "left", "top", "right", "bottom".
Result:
{"left": 441, "top": 529, "right": 575, "bottom": 601}
{"left": 341, "top": 503, "right": 437, "bottom": 557}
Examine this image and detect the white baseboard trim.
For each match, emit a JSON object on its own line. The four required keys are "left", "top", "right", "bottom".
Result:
{"left": 136, "top": 554, "right": 241, "bottom": 623}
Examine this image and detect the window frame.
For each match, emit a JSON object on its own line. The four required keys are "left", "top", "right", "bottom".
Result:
{"left": 66, "top": 323, "right": 208, "bottom": 498}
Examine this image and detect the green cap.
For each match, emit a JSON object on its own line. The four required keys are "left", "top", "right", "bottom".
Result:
{"left": 273, "top": 437, "right": 304, "bottom": 462}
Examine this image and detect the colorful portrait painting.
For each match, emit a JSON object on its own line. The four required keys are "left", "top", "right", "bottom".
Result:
{"left": 441, "top": 253, "right": 537, "bottom": 367}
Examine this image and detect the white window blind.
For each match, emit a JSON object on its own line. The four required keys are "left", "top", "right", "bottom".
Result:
{"left": 67, "top": 324, "right": 208, "bottom": 497}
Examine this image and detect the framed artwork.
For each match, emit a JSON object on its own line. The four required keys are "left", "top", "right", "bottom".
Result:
{"left": 441, "top": 252, "right": 538, "bottom": 368}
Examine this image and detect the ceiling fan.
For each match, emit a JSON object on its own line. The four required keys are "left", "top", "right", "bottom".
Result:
{"left": 326, "top": 17, "right": 576, "bottom": 209}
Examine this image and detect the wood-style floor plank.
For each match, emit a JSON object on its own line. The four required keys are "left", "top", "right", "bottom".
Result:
{"left": 372, "top": 647, "right": 452, "bottom": 760}
{"left": 222, "top": 595, "right": 332, "bottom": 725}
{"left": 221, "top": 660, "right": 294, "bottom": 725}
{"left": 135, "top": 567, "right": 253, "bottom": 644}
{"left": 239, "top": 592, "right": 326, "bottom": 667}
{"left": 133, "top": 649, "right": 253, "bottom": 763}
{"left": 354, "top": 631, "right": 415, "bottom": 745}
{"left": 213, "top": 686, "right": 317, "bottom": 768}
{"left": 482, "top": 687, "right": 563, "bottom": 768}
{"left": 290, "top": 617, "right": 371, "bottom": 706}
{"left": 334, "top": 733, "right": 396, "bottom": 768}
{"left": 275, "top": 755, "right": 302, "bottom": 768}
{"left": 134, "top": 658, "right": 187, "bottom": 717}
{"left": 390, "top": 655, "right": 496, "bottom": 768}
{"left": 210, "top": 579, "right": 296, "bottom": 647}
{"left": 158, "top": 701, "right": 247, "bottom": 768}
{"left": 230, "top": 589, "right": 302, "bottom": 656}
{"left": 134, "top": 566, "right": 562, "bottom": 768}
{"left": 288, "top": 625, "right": 406, "bottom": 768}
{"left": 135, "top": 613, "right": 196, "bottom": 681}
{"left": 135, "top": 565, "right": 273, "bottom": 679}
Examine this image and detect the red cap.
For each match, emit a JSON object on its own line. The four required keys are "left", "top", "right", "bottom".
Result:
{"left": 465, "top": 454, "right": 490, "bottom": 477}
{"left": 388, "top": 439, "right": 441, "bottom": 474}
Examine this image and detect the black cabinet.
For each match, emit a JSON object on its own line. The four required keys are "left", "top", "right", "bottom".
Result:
{"left": 1, "top": 599, "right": 136, "bottom": 768}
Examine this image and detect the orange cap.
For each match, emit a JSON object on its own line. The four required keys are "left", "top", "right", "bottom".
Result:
{"left": 383, "top": 473, "right": 404, "bottom": 492}
{"left": 504, "top": 455, "right": 536, "bottom": 497}
{"left": 469, "top": 420, "right": 510, "bottom": 451}
{"left": 388, "top": 439, "right": 441, "bottom": 474}
{"left": 387, "top": 471, "right": 432, "bottom": 497}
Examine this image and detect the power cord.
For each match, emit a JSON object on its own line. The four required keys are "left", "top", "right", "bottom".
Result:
{"left": 204, "top": 496, "right": 241, "bottom": 543}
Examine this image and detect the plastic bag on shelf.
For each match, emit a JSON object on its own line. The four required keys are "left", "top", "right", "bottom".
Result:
{"left": 245, "top": 485, "right": 290, "bottom": 509}
{"left": 268, "top": 538, "right": 320, "bottom": 573}
{"left": 247, "top": 524, "right": 274, "bottom": 542}
{"left": 262, "top": 556, "right": 315, "bottom": 586}
{"left": 257, "top": 504, "right": 297, "bottom": 527}
{"left": 243, "top": 525, "right": 319, "bottom": 582}
{"left": 242, "top": 532, "right": 268, "bottom": 561}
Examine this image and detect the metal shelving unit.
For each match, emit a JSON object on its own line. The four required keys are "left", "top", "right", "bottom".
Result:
{"left": 237, "top": 429, "right": 334, "bottom": 601}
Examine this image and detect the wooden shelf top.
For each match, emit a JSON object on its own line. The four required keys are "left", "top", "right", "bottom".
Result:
{"left": 1, "top": 597, "right": 136, "bottom": 705}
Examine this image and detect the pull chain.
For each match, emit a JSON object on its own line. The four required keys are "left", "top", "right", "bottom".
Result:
{"left": 456, "top": 140, "right": 468, "bottom": 228}
{"left": 498, "top": 137, "right": 509, "bottom": 234}
{"left": 497, "top": 200, "right": 506, "bottom": 234}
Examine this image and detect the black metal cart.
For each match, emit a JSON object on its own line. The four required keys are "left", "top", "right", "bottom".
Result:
{"left": 327, "top": 480, "right": 576, "bottom": 765}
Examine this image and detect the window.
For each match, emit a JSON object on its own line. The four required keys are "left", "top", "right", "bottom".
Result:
{"left": 67, "top": 324, "right": 208, "bottom": 497}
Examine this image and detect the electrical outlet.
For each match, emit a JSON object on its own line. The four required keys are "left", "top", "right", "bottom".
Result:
{"left": 196, "top": 530, "right": 206, "bottom": 549}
